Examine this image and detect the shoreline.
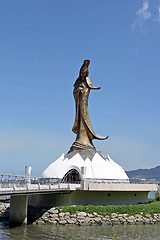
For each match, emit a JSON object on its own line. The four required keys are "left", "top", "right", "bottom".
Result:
{"left": 28, "top": 205, "right": 160, "bottom": 226}
{"left": 0, "top": 200, "right": 160, "bottom": 226}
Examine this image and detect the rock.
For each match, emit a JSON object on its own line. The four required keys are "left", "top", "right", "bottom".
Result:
{"left": 49, "top": 207, "right": 56, "bottom": 211}
{"left": 41, "top": 212, "right": 49, "bottom": 218}
{"left": 37, "top": 220, "right": 45, "bottom": 225}
{"left": 67, "top": 218, "right": 77, "bottom": 224}
{"left": 105, "top": 215, "right": 110, "bottom": 220}
{"left": 127, "top": 220, "right": 135, "bottom": 225}
{"left": 48, "top": 209, "right": 59, "bottom": 214}
{"left": 70, "top": 214, "right": 77, "bottom": 218}
{"left": 105, "top": 220, "right": 112, "bottom": 225}
{"left": 59, "top": 219, "right": 67, "bottom": 225}
{"left": 85, "top": 217, "right": 92, "bottom": 223}
{"left": 49, "top": 214, "right": 59, "bottom": 219}
{"left": 152, "top": 219, "right": 157, "bottom": 223}
{"left": 42, "top": 217, "right": 49, "bottom": 222}
{"left": 119, "top": 218, "right": 127, "bottom": 224}
{"left": 118, "top": 214, "right": 124, "bottom": 217}
{"left": 134, "top": 214, "right": 142, "bottom": 219}
{"left": 63, "top": 212, "right": 70, "bottom": 219}
{"left": 128, "top": 216, "right": 135, "bottom": 220}
{"left": 123, "top": 214, "right": 128, "bottom": 217}
{"left": 87, "top": 213, "right": 94, "bottom": 218}
{"left": 59, "top": 212, "right": 65, "bottom": 218}
{"left": 77, "top": 218, "right": 85, "bottom": 224}
{"left": 113, "top": 221, "right": 121, "bottom": 225}
{"left": 79, "top": 221, "right": 92, "bottom": 226}
{"left": 93, "top": 212, "right": 98, "bottom": 216}
{"left": 154, "top": 214, "right": 160, "bottom": 219}
{"left": 64, "top": 212, "right": 70, "bottom": 216}
{"left": 111, "top": 218, "right": 121, "bottom": 225}
{"left": 111, "top": 213, "right": 117, "bottom": 217}
{"left": 48, "top": 219, "right": 58, "bottom": 225}
{"left": 135, "top": 219, "right": 143, "bottom": 225}
{"left": 145, "top": 219, "right": 150, "bottom": 224}
{"left": 94, "top": 217, "right": 102, "bottom": 224}
{"left": 77, "top": 212, "right": 87, "bottom": 218}
{"left": 0, "top": 205, "right": 5, "bottom": 211}
{"left": 118, "top": 216, "right": 123, "bottom": 221}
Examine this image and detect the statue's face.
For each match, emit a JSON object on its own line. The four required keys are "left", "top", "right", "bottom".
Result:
{"left": 84, "top": 60, "right": 90, "bottom": 66}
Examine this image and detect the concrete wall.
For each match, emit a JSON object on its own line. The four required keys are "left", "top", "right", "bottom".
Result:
{"left": 88, "top": 183, "right": 158, "bottom": 191}
{"left": 9, "top": 195, "right": 28, "bottom": 227}
{"left": 28, "top": 190, "right": 149, "bottom": 208}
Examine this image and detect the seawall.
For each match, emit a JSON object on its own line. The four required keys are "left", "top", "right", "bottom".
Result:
{"left": 28, "top": 206, "right": 160, "bottom": 226}
{"left": 1, "top": 201, "right": 160, "bottom": 226}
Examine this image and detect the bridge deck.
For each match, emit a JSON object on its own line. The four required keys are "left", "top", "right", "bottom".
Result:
{"left": 0, "top": 183, "right": 81, "bottom": 196}
{"left": 0, "top": 174, "right": 158, "bottom": 196}
{"left": 0, "top": 174, "right": 81, "bottom": 196}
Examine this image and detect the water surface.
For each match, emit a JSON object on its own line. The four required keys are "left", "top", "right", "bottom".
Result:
{"left": 1, "top": 223, "right": 160, "bottom": 240}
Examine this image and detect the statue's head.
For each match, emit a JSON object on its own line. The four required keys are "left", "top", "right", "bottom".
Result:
{"left": 84, "top": 59, "right": 90, "bottom": 66}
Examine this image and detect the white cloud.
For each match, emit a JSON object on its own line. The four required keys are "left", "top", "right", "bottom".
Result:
{"left": 136, "top": 1, "right": 151, "bottom": 20}
{"left": 158, "top": 5, "right": 160, "bottom": 22}
{"left": 131, "top": 1, "right": 151, "bottom": 31}
{"left": 154, "top": 5, "right": 160, "bottom": 24}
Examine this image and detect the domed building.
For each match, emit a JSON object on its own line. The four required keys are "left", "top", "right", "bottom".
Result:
{"left": 42, "top": 150, "right": 129, "bottom": 184}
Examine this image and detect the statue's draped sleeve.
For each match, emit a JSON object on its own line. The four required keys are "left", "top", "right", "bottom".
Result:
{"left": 71, "top": 77, "right": 108, "bottom": 151}
{"left": 72, "top": 83, "right": 80, "bottom": 134}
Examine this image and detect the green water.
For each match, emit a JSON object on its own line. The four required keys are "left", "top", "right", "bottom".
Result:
{"left": 0, "top": 223, "right": 160, "bottom": 240}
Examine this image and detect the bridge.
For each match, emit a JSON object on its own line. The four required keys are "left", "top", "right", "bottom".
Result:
{"left": 0, "top": 173, "right": 158, "bottom": 227}
{"left": 0, "top": 174, "right": 81, "bottom": 196}
{"left": 0, "top": 173, "right": 82, "bottom": 227}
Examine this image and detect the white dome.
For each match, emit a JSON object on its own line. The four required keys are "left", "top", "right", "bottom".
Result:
{"left": 42, "top": 150, "right": 129, "bottom": 183}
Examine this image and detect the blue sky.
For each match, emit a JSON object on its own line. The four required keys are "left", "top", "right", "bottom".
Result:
{"left": 0, "top": 0, "right": 160, "bottom": 176}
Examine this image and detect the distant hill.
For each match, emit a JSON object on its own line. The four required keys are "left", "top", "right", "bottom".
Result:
{"left": 126, "top": 166, "right": 160, "bottom": 183}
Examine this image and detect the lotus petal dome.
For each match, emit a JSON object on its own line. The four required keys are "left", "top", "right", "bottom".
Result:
{"left": 42, "top": 150, "right": 129, "bottom": 183}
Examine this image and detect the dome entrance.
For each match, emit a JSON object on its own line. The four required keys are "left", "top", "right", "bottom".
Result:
{"left": 62, "top": 169, "right": 81, "bottom": 183}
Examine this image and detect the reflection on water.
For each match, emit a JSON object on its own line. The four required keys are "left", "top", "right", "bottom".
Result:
{"left": 1, "top": 223, "right": 160, "bottom": 240}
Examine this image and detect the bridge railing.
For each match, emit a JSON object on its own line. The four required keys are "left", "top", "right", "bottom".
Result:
{"left": 0, "top": 174, "right": 28, "bottom": 188}
{"left": 0, "top": 174, "right": 81, "bottom": 194}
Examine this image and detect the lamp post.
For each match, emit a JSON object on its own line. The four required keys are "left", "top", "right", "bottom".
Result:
{"left": 25, "top": 166, "right": 32, "bottom": 185}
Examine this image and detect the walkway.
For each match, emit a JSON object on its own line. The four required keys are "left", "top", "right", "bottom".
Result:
{"left": 0, "top": 174, "right": 81, "bottom": 196}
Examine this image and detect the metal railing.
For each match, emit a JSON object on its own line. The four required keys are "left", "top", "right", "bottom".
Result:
{"left": 0, "top": 174, "right": 81, "bottom": 194}
{"left": 0, "top": 173, "right": 159, "bottom": 195}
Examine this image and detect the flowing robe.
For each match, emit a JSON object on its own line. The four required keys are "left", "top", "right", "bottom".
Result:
{"left": 70, "top": 77, "right": 108, "bottom": 151}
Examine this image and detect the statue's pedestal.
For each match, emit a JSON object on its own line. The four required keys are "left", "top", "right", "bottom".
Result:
{"left": 34, "top": 150, "right": 156, "bottom": 207}
{"left": 42, "top": 150, "right": 129, "bottom": 183}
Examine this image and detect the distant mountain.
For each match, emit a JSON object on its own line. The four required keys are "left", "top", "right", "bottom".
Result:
{"left": 126, "top": 166, "right": 160, "bottom": 183}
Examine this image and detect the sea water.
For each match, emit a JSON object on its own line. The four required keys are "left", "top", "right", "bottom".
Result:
{"left": 0, "top": 223, "right": 160, "bottom": 240}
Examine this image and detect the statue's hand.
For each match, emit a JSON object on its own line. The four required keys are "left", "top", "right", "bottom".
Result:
{"left": 90, "top": 86, "right": 101, "bottom": 90}
{"left": 86, "top": 77, "right": 101, "bottom": 90}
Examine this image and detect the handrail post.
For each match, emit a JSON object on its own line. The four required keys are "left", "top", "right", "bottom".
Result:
{"left": 38, "top": 179, "right": 40, "bottom": 190}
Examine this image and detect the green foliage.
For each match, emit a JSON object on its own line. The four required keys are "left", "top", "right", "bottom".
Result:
{"left": 155, "top": 191, "right": 160, "bottom": 201}
{"left": 56, "top": 201, "right": 160, "bottom": 217}
{"left": 0, "top": 196, "right": 10, "bottom": 200}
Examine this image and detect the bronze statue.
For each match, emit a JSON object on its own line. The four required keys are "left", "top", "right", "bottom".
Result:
{"left": 70, "top": 59, "right": 109, "bottom": 151}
